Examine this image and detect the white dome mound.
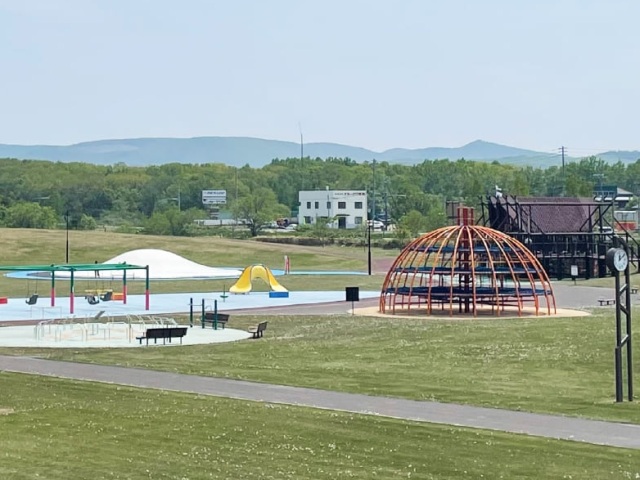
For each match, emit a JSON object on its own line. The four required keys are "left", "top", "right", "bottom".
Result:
{"left": 100, "top": 249, "right": 243, "bottom": 280}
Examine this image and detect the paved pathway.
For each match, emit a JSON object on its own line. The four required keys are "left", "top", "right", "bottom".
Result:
{"left": 1, "top": 355, "right": 639, "bottom": 450}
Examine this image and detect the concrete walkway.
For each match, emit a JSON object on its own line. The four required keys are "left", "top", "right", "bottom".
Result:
{"left": 1, "top": 355, "right": 639, "bottom": 450}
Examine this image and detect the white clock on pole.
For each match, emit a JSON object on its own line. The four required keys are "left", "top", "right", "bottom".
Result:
{"left": 606, "top": 248, "right": 628, "bottom": 272}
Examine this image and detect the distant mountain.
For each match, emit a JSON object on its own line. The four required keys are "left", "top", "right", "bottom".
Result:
{"left": 0, "top": 137, "right": 635, "bottom": 168}
{"left": 595, "top": 150, "right": 640, "bottom": 163}
{"left": 377, "top": 139, "right": 544, "bottom": 163}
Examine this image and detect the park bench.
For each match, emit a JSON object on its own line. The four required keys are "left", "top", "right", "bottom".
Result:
{"left": 248, "top": 321, "right": 268, "bottom": 339}
{"left": 598, "top": 298, "right": 616, "bottom": 306}
{"left": 202, "top": 312, "right": 230, "bottom": 329}
{"left": 136, "top": 327, "right": 188, "bottom": 345}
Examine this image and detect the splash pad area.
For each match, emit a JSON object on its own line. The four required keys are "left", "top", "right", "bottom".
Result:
{"left": 0, "top": 290, "right": 379, "bottom": 348}
{"left": 0, "top": 248, "right": 379, "bottom": 348}
{"left": 7, "top": 313, "right": 251, "bottom": 348}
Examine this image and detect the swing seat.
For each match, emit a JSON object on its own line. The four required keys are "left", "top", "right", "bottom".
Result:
{"left": 99, "top": 291, "right": 113, "bottom": 302}
{"left": 86, "top": 295, "right": 100, "bottom": 305}
{"left": 25, "top": 294, "right": 38, "bottom": 305}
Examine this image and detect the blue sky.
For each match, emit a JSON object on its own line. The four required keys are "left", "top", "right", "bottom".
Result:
{"left": 0, "top": 0, "right": 638, "bottom": 154}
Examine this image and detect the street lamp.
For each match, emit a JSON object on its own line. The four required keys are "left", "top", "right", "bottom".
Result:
{"left": 367, "top": 220, "right": 372, "bottom": 275}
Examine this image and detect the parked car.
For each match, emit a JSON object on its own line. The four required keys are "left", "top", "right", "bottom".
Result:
{"left": 367, "top": 220, "right": 385, "bottom": 231}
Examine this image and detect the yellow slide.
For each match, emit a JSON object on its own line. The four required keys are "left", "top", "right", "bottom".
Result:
{"left": 229, "top": 264, "right": 288, "bottom": 294}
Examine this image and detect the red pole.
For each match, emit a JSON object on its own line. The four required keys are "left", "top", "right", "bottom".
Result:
{"left": 122, "top": 270, "right": 127, "bottom": 304}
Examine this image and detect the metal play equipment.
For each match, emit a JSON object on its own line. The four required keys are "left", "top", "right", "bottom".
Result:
{"left": 0, "top": 262, "right": 150, "bottom": 314}
{"left": 33, "top": 312, "right": 179, "bottom": 345}
{"left": 380, "top": 207, "right": 556, "bottom": 317}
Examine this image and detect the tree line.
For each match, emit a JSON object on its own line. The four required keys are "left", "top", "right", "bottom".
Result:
{"left": 0, "top": 155, "right": 638, "bottom": 236}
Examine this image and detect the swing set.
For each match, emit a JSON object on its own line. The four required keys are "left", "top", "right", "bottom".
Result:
{"left": 0, "top": 262, "right": 151, "bottom": 314}
{"left": 25, "top": 277, "right": 39, "bottom": 305}
{"left": 84, "top": 274, "right": 118, "bottom": 305}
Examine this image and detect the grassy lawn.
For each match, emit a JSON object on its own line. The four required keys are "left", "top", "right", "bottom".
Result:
{"left": 557, "top": 272, "right": 640, "bottom": 289}
{"left": 1, "top": 373, "right": 638, "bottom": 480}
{"left": 6, "top": 310, "right": 640, "bottom": 424}
{"left": 0, "top": 227, "right": 396, "bottom": 297}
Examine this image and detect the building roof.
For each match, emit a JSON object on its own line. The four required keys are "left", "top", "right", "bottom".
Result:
{"left": 491, "top": 196, "right": 602, "bottom": 234}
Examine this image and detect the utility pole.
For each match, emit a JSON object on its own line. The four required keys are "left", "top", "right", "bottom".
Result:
{"left": 235, "top": 168, "right": 239, "bottom": 203}
{"left": 299, "top": 123, "right": 304, "bottom": 190}
{"left": 560, "top": 146, "right": 566, "bottom": 196}
{"left": 372, "top": 159, "right": 377, "bottom": 222}
{"left": 300, "top": 129, "right": 303, "bottom": 164}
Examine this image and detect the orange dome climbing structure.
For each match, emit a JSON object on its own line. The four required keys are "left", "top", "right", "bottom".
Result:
{"left": 380, "top": 207, "right": 556, "bottom": 317}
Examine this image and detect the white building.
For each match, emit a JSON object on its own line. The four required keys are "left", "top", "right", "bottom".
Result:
{"left": 298, "top": 189, "right": 367, "bottom": 229}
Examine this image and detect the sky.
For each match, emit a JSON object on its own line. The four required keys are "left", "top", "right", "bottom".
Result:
{"left": 0, "top": 0, "right": 638, "bottom": 155}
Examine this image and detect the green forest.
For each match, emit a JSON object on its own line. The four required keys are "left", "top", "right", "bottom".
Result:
{"left": 0, "top": 155, "right": 638, "bottom": 237}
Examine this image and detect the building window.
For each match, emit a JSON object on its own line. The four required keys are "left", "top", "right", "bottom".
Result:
{"left": 355, "top": 201, "right": 363, "bottom": 209}
{"left": 314, "top": 201, "right": 319, "bottom": 209}
{"left": 304, "top": 216, "right": 312, "bottom": 224}
{"left": 327, "top": 202, "right": 331, "bottom": 209}
{"left": 306, "top": 202, "right": 311, "bottom": 209}
{"left": 338, "top": 201, "right": 346, "bottom": 209}
{"left": 355, "top": 216, "right": 363, "bottom": 225}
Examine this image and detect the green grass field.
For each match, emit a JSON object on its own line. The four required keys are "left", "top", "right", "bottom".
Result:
{"left": 2, "top": 228, "right": 639, "bottom": 478}
{"left": 0, "top": 227, "right": 396, "bottom": 297}
{"left": 4, "top": 310, "right": 639, "bottom": 424}
{"left": 1, "top": 373, "right": 638, "bottom": 480}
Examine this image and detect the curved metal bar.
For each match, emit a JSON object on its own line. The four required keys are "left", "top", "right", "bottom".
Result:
{"left": 379, "top": 223, "right": 556, "bottom": 317}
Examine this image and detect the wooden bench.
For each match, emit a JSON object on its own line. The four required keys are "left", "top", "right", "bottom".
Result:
{"left": 202, "top": 312, "right": 230, "bottom": 329}
{"left": 248, "top": 321, "right": 268, "bottom": 339}
{"left": 598, "top": 299, "right": 616, "bottom": 306}
{"left": 136, "top": 327, "right": 188, "bottom": 345}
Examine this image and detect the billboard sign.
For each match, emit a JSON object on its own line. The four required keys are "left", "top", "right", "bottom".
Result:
{"left": 202, "top": 190, "right": 227, "bottom": 205}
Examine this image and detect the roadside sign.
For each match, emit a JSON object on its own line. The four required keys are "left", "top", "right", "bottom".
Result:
{"left": 202, "top": 190, "right": 227, "bottom": 205}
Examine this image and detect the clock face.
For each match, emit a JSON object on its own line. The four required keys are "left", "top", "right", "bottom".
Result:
{"left": 614, "top": 249, "right": 628, "bottom": 272}
{"left": 606, "top": 248, "right": 629, "bottom": 272}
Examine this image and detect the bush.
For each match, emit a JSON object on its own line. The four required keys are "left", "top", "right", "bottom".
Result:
{"left": 114, "top": 223, "right": 143, "bottom": 234}
{"left": 5, "top": 202, "right": 57, "bottom": 229}
{"left": 77, "top": 214, "right": 97, "bottom": 231}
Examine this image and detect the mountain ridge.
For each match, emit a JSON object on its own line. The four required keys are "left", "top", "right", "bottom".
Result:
{"left": 0, "top": 137, "right": 637, "bottom": 168}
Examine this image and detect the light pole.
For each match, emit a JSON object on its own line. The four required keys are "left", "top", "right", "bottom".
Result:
{"left": 367, "top": 220, "right": 372, "bottom": 275}
{"left": 64, "top": 210, "right": 70, "bottom": 263}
